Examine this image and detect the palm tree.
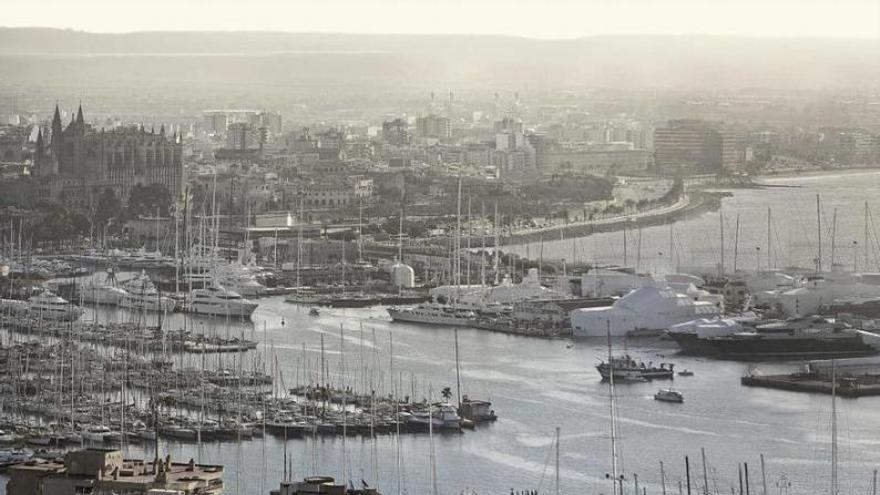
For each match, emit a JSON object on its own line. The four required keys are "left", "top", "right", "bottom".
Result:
{"left": 440, "top": 387, "right": 452, "bottom": 402}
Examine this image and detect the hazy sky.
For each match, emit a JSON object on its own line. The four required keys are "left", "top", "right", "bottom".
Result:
{"left": 7, "top": 0, "right": 880, "bottom": 39}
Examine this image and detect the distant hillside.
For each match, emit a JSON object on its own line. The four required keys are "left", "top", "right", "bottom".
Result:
{"left": 0, "top": 28, "right": 879, "bottom": 90}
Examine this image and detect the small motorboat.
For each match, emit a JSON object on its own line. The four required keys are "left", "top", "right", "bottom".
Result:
{"left": 654, "top": 389, "right": 684, "bottom": 403}
{"left": 309, "top": 307, "right": 320, "bottom": 317}
{"left": 677, "top": 369, "right": 694, "bottom": 377}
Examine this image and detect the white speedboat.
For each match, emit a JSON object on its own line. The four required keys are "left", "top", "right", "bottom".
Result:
{"left": 0, "top": 429, "right": 16, "bottom": 443}
{"left": 28, "top": 290, "right": 83, "bottom": 321}
{"left": 82, "top": 425, "right": 115, "bottom": 443}
{"left": 189, "top": 284, "right": 258, "bottom": 317}
{"left": 120, "top": 271, "right": 176, "bottom": 312}
{"left": 654, "top": 389, "right": 684, "bottom": 403}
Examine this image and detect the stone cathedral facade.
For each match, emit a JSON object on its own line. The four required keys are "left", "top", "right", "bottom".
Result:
{"left": 33, "top": 105, "right": 184, "bottom": 209}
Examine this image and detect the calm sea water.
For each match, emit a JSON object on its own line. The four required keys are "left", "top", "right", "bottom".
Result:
{"left": 5, "top": 171, "right": 880, "bottom": 495}
{"left": 509, "top": 171, "right": 880, "bottom": 275}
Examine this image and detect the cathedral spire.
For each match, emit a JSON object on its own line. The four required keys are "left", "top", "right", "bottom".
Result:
{"left": 52, "top": 104, "right": 62, "bottom": 127}
{"left": 76, "top": 104, "right": 84, "bottom": 126}
{"left": 159, "top": 124, "right": 165, "bottom": 136}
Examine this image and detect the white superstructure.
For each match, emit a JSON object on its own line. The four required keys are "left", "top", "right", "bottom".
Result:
{"left": 570, "top": 283, "right": 723, "bottom": 337}
{"left": 121, "top": 272, "right": 176, "bottom": 312}
{"left": 387, "top": 302, "right": 477, "bottom": 326}
{"left": 189, "top": 284, "right": 258, "bottom": 317}
{"left": 27, "top": 291, "right": 84, "bottom": 321}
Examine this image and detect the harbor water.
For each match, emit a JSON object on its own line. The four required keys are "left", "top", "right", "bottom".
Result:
{"left": 5, "top": 171, "right": 880, "bottom": 494}
{"left": 4, "top": 297, "right": 879, "bottom": 495}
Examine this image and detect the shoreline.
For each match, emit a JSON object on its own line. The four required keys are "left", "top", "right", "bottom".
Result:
{"left": 503, "top": 190, "right": 725, "bottom": 246}
{"left": 756, "top": 166, "right": 880, "bottom": 181}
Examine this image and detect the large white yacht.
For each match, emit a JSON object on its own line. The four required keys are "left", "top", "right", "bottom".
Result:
{"left": 79, "top": 269, "right": 126, "bottom": 305}
{"left": 387, "top": 302, "right": 477, "bottom": 327}
{"left": 183, "top": 261, "right": 265, "bottom": 297}
{"left": 28, "top": 290, "right": 83, "bottom": 321}
{"left": 79, "top": 282, "right": 126, "bottom": 305}
{"left": 570, "top": 283, "right": 723, "bottom": 337}
{"left": 189, "top": 284, "right": 258, "bottom": 317}
{"left": 121, "top": 271, "right": 176, "bottom": 312}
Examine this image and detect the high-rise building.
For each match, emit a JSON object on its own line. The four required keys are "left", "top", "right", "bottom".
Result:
{"left": 654, "top": 120, "right": 738, "bottom": 173}
{"left": 203, "top": 111, "right": 228, "bottom": 135}
{"left": 382, "top": 118, "right": 410, "bottom": 146}
{"left": 226, "top": 122, "right": 255, "bottom": 151}
{"left": 416, "top": 114, "right": 451, "bottom": 139}
{"left": 257, "top": 111, "right": 283, "bottom": 136}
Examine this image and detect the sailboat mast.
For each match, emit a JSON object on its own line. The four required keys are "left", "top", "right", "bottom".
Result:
{"left": 467, "top": 194, "right": 472, "bottom": 286}
{"left": 607, "top": 320, "right": 619, "bottom": 494}
{"left": 767, "top": 208, "right": 772, "bottom": 269}
{"left": 817, "top": 194, "right": 822, "bottom": 272}
{"left": 480, "top": 201, "right": 486, "bottom": 286}
{"left": 454, "top": 328, "right": 462, "bottom": 407}
{"left": 494, "top": 201, "right": 500, "bottom": 285}
{"left": 831, "top": 208, "right": 838, "bottom": 267}
{"left": 733, "top": 214, "right": 740, "bottom": 273}
{"left": 831, "top": 359, "right": 838, "bottom": 495}
{"left": 866, "top": 202, "right": 870, "bottom": 271}
{"left": 555, "top": 426, "right": 561, "bottom": 495}
{"left": 719, "top": 211, "right": 725, "bottom": 275}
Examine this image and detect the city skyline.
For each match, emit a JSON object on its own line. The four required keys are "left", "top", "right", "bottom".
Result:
{"left": 6, "top": 0, "right": 880, "bottom": 39}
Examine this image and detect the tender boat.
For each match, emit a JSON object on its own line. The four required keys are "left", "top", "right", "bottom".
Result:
{"left": 654, "top": 389, "right": 684, "bottom": 403}
{"left": 309, "top": 307, "right": 320, "bottom": 317}
{"left": 596, "top": 355, "right": 675, "bottom": 381}
{"left": 82, "top": 425, "right": 115, "bottom": 443}
{"left": 677, "top": 369, "right": 694, "bottom": 376}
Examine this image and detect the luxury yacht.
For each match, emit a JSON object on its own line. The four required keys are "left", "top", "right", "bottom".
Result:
{"left": 387, "top": 302, "right": 477, "bottom": 327}
{"left": 79, "top": 275, "right": 127, "bottom": 305}
{"left": 120, "top": 271, "right": 176, "bottom": 312}
{"left": 189, "top": 284, "right": 258, "bottom": 317}
{"left": 28, "top": 290, "right": 83, "bottom": 321}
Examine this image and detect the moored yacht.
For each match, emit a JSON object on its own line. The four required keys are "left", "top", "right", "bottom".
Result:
{"left": 28, "top": 290, "right": 83, "bottom": 321}
{"left": 120, "top": 271, "right": 176, "bottom": 312}
{"left": 190, "top": 284, "right": 258, "bottom": 317}
{"left": 676, "top": 315, "right": 878, "bottom": 360}
{"left": 387, "top": 302, "right": 477, "bottom": 327}
{"left": 79, "top": 279, "right": 127, "bottom": 305}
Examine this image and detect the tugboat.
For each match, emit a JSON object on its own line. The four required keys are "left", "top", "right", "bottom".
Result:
{"left": 596, "top": 355, "right": 675, "bottom": 381}
{"left": 654, "top": 389, "right": 684, "bottom": 403}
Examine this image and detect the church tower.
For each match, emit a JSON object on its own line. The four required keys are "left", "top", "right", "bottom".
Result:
{"left": 49, "top": 104, "right": 62, "bottom": 175}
